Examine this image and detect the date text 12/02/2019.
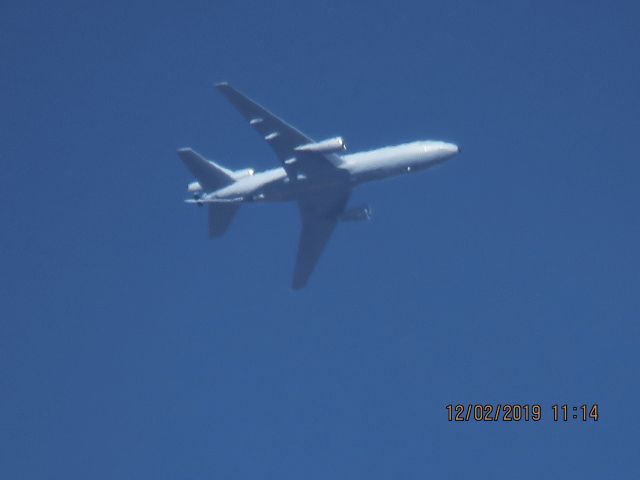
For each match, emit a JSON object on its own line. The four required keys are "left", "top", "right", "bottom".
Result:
{"left": 445, "top": 404, "right": 599, "bottom": 422}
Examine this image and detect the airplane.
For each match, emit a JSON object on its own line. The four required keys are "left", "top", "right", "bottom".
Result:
{"left": 178, "top": 82, "right": 460, "bottom": 289}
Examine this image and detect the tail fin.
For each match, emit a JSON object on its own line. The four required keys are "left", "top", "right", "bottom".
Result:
{"left": 208, "top": 203, "right": 240, "bottom": 237}
{"left": 177, "top": 148, "right": 235, "bottom": 192}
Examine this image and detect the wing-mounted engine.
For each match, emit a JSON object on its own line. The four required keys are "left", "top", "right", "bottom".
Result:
{"left": 295, "top": 136, "right": 346, "bottom": 153}
{"left": 338, "top": 204, "right": 372, "bottom": 222}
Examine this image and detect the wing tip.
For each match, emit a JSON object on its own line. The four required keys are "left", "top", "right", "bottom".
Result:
{"left": 291, "top": 278, "right": 307, "bottom": 290}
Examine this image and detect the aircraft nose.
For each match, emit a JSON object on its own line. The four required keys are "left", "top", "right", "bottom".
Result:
{"left": 443, "top": 142, "right": 460, "bottom": 156}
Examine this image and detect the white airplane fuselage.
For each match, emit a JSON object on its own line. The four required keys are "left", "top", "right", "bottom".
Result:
{"left": 204, "top": 140, "right": 458, "bottom": 203}
{"left": 180, "top": 82, "right": 460, "bottom": 288}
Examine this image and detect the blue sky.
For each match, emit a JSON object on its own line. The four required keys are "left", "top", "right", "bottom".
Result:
{"left": 1, "top": 0, "right": 639, "bottom": 478}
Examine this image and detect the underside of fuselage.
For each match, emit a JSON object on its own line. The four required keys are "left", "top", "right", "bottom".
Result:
{"left": 250, "top": 170, "right": 351, "bottom": 203}
{"left": 210, "top": 141, "right": 458, "bottom": 204}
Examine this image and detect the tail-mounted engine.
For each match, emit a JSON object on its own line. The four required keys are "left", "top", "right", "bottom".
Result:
{"left": 339, "top": 205, "right": 372, "bottom": 222}
{"left": 234, "top": 168, "right": 255, "bottom": 179}
{"left": 187, "top": 181, "right": 202, "bottom": 194}
{"left": 187, "top": 181, "right": 204, "bottom": 206}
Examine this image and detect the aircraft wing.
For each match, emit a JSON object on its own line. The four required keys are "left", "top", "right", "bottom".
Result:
{"left": 216, "top": 83, "right": 341, "bottom": 178}
{"left": 292, "top": 187, "right": 350, "bottom": 289}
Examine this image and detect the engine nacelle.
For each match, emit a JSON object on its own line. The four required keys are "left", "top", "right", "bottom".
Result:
{"left": 234, "top": 168, "right": 255, "bottom": 179}
{"left": 295, "top": 136, "right": 346, "bottom": 153}
{"left": 339, "top": 205, "right": 372, "bottom": 222}
{"left": 188, "top": 181, "right": 202, "bottom": 193}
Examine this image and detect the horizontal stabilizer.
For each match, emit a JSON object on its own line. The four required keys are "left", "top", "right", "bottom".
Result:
{"left": 208, "top": 203, "right": 240, "bottom": 237}
{"left": 185, "top": 197, "right": 244, "bottom": 204}
{"left": 177, "top": 148, "right": 234, "bottom": 192}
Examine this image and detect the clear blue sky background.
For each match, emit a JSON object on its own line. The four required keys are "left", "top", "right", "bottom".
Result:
{"left": 1, "top": 1, "right": 639, "bottom": 478}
